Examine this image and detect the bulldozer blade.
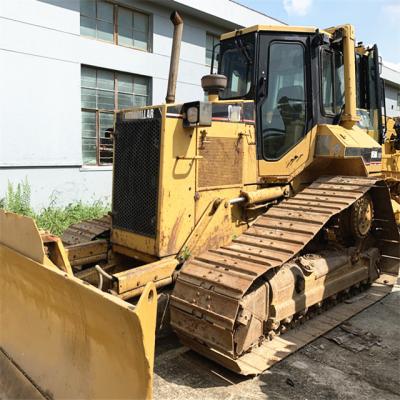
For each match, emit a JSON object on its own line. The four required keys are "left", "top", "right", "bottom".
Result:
{"left": 0, "top": 211, "right": 157, "bottom": 399}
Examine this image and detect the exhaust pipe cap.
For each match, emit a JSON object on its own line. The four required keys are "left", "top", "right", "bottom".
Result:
{"left": 201, "top": 74, "right": 227, "bottom": 95}
{"left": 170, "top": 10, "right": 183, "bottom": 25}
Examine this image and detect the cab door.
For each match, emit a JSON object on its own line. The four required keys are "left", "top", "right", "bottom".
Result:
{"left": 356, "top": 44, "right": 384, "bottom": 143}
{"left": 256, "top": 33, "right": 314, "bottom": 179}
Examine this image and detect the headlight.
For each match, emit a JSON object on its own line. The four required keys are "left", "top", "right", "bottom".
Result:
{"left": 182, "top": 101, "right": 212, "bottom": 128}
{"left": 186, "top": 106, "right": 199, "bottom": 124}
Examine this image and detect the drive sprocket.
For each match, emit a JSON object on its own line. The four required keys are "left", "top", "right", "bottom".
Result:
{"left": 349, "top": 193, "right": 373, "bottom": 239}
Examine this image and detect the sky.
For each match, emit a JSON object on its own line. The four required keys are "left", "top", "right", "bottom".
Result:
{"left": 236, "top": 0, "right": 400, "bottom": 69}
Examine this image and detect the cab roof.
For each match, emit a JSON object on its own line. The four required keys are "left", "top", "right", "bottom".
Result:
{"left": 220, "top": 25, "right": 332, "bottom": 40}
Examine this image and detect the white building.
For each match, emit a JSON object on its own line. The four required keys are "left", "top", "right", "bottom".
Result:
{"left": 382, "top": 63, "right": 400, "bottom": 118}
{"left": 1, "top": 1, "right": 399, "bottom": 209}
{"left": 0, "top": 0, "right": 282, "bottom": 208}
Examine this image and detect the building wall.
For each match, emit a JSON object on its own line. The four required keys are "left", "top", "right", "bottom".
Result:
{"left": 384, "top": 83, "right": 400, "bottom": 118}
{"left": 0, "top": 167, "right": 113, "bottom": 206}
{"left": 382, "top": 64, "right": 400, "bottom": 119}
{"left": 1, "top": 0, "right": 282, "bottom": 208}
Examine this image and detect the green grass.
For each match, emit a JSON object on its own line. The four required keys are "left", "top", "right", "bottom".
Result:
{"left": 1, "top": 180, "right": 110, "bottom": 236}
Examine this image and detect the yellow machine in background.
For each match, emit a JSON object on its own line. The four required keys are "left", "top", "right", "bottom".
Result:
{"left": 354, "top": 43, "right": 400, "bottom": 223}
{"left": 382, "top": 117, "right": 400, "bottom": 223}
{"left": 1, "top": 14, "right": 399, "bottom": 397}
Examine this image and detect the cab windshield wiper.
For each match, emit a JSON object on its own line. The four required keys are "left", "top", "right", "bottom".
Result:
{"left": 234, "top": 37, "right": 252, "bottom": 65}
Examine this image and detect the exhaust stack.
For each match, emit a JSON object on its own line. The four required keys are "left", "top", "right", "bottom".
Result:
{"left": 165, "top": 11, "right": 183, "bottom": 104}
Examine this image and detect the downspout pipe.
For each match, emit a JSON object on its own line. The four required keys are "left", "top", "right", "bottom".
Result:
{"left": 165, "top": 11, "right": 183, "bottom": 104}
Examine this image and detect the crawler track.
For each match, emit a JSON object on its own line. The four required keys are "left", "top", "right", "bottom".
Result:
{"left": 62, "top": 215, "right": 111, "bottom": 246}
{"left": 170, "top": 176, "right": 399, "bottom": 374}
{"left": 177, "top": 273, "right": 396, "bottom": 375}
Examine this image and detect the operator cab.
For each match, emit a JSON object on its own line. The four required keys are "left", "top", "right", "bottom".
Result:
{"left": 219, "top": 35, "right": 310, "bottom": 160}
{"left": 213, "top": 25, "right": 380, "bottom": 166}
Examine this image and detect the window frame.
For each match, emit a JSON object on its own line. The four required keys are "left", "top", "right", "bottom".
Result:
{"left": 81, "top": 66, "right": 151, "bottom": 166}
{"left": 260, "top": 39, "right": 308, "bottom": 161}
{"left": 80, "top": 0, "right": 152, "bottom": 53}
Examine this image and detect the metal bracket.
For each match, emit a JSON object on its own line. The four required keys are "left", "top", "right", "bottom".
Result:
{"left": 176, "top": 155, "right": 203, "bottom": 160}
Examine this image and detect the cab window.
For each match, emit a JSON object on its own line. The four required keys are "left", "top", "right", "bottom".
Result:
{"left": 321, "top": 49, "right": 344, "bottom": 115}
{"left": 261, "top": 42, "right": 307, "bottom": 160}
{"left": 219, "top": 38, "right": 254, "bottom": 99}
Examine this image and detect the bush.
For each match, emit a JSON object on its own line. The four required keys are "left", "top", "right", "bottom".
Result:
{"left": 1, "top": 180, "right": 110, "bottom": 236}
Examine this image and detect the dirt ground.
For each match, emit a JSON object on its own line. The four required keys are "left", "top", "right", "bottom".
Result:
{"left": 153, "top": 280, "right": 400, "bottom": 400}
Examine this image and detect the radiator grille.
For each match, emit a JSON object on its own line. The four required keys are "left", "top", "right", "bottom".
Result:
{"left": 112, "top": 117, "right": 161, "bottom": 237}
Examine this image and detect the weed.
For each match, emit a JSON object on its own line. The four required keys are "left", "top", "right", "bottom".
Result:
{"left": 1, "top": 180, "right": 110, "bottom": 236}
{"left": 4, "top": 178, "right": 34, "bottom": 217}
{"left": 179, "top": 246, "right": 191, "bottom": 262}
{"left": 36, "top": 200, "right": 109, "bottom": 236}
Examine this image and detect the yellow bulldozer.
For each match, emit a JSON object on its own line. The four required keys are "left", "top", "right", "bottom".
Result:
{"left": 1, "top": 13, "right": 399, "bottom": 398}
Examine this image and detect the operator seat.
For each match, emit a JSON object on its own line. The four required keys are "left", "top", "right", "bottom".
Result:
{"left": 277, "top": 85, "right": 305, "bottom": 152}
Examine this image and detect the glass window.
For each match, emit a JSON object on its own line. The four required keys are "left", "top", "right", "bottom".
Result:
{"left": 206, "top": 33, "right": 219, "bottom": 69}
{"left": 321, "top": 50, "right": 345, "bottom": 116}
{"left": 219, "top": 39, "right": 254, "bottom": 99}
{"left": 335, "top": 52, "right": 345, "bottom": 112}
{"left": 397, "top": 92, "right": 400, "bottom": 110}
{"left": 116, "top": 73, "right": 149, "bottom": 109}
{"left": 356, "top": 109, "right": 374, "bottom": 130}
{"left": 81, "top": 66, "right": 151, "bottom": 165}
{"left": 134, "top": 30, "right": 148, "bottom": 50}
{"left": 117, "top": 7, "right": 149, "bottom": 50}
{"left": 81, "top": 66, "right": 96, "bottom": 88}
{"left": 118, "top": 73, "right": 133, "bottom": 93}
{"left": 134, "top": 12, "right": 148, "bottom": 32}
{"left": 80, "top": 16, "right": 96, "bottom": 38}
{"left": 97, "top": 70, "right": 114, "bottom": 90}
{"left": 118, "top": 7, "right": 134, "bottom": 47}
{"left": 261, "top": 42, "right": 306, "bottom": 160}
{"left": 80, "top": 1, "right": 150, "bottom": 51}
{"left": 99, "top": 112, "right": 114, "bottom": 165}
{"left": 134, "top": 76, "right": 148, "bottom": 95}
{"left": 97, "top": 1, "right": 113, "bottom": 22}
{"left": 80, "top": 0, "right": 114, "bottom": 43}
{"left": 81, "top": 110, "right": 97, "bottom": 165}
{"left": 81, "top": 0, "right": 96, "bottom": 18}
{"left": 81, "top": 67, "right": 115, "bottom": 111}
{"left": 117, "top": 72, "right": 133, "bottom": 109}
{"left": 321, "top": 50, "right": 334, "bottom": 114}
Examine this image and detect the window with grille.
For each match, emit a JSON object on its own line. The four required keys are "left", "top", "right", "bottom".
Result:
{"left": 206, "top": 33, "right": 219, "bottom": 70}
{"left": 81, "top": 66, "right": 151, "bottom": 165}
{"left": 80, "top": 0, "right": 150, "bottom": 51}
